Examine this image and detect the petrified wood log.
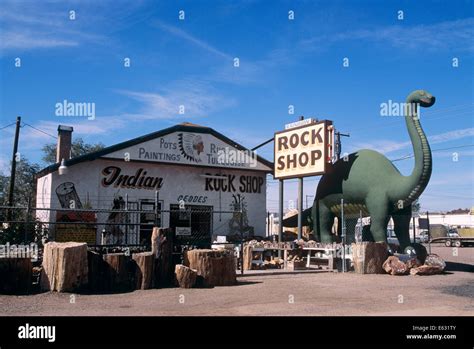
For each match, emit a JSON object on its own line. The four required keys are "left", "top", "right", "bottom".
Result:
{"left": 352, "top": 242, "right": 389, "bottom": 274}
{"left": 132, "top": 252, "right": 154, "bottom": 290}
{"left": 151, "top": 227, "right": 174, "bottom": 288}
{"left": 41, "top": 242, "right": 88, "bottom": 292}
{"left": 102, "top": 253, "right": 133, "bottom": 292}
{"left": 175, "top": 264, "right": 197, "bottom": 288}
{"left": 185, "top": 249, "right": 236, "bottom": 287}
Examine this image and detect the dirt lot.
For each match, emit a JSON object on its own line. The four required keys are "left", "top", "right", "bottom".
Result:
{"left": 1, "top": 245, "right": 472, "bottom": 316}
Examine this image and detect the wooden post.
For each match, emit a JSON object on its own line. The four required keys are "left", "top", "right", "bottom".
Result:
{"left": 151, "top": 227, "right": 174, "bottom": 288}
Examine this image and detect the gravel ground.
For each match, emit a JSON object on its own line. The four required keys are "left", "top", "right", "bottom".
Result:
{"left": 1, "top": 245, "right": 472, "bottom": 316}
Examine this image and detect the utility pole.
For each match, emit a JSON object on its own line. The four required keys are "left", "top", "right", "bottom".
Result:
{"left": 305, "top": 195, "right": 315, "bottom": 210}
{"left": 297, "top": 116, "right": 304, "bottom": 240}
{"left": 335, "top": 131, "right": 350, "bottom": 160}
{"left": 7, "top": 116, "right": 21, "bottom": 212}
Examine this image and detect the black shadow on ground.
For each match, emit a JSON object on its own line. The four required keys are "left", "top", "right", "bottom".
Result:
{"left": 445, "top": 261, "right": 474, "bottom": 273}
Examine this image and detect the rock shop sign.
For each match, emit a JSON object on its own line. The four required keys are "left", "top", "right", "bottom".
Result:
{"left": 274, "top": 120, "right": 333, "bottom": 179}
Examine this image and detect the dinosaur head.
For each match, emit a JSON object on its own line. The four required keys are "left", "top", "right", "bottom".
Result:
{"left": 407, "top": 90, "right": 436, "bottom": 108}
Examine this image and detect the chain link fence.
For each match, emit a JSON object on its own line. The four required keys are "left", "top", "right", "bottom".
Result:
{"left": 0, "top": 205, "right": 247, "bottom": 250}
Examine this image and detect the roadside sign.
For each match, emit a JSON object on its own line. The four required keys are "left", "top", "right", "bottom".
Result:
{"left": 274, "top": 120, "right": 333, "bottom": 179}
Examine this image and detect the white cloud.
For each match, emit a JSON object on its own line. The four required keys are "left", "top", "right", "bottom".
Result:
{"left": 0, "top": 117, "right": 127, "bottom": 160}
{"left": 351, "top": 128, "right": 474, "bottom": 155}
{"left": 117, "top": 80, "right": 236, "bottom": 120}
{"left": 0, "top": 4, "right": 105, "bottom": 53}
{"left": 153, "top": 21, "right": 232, "bottom": 60}
{"left": 429, "top": 128, "right": 474, "bottom": 145}
{"left": 1, "top": 31, "right": 78, "bottom": 50}
{"left": 300, "top": 17, "right": 474, "bottom": 52}
{"left": 350, "top": 140, "right": 411, "bottom": 154}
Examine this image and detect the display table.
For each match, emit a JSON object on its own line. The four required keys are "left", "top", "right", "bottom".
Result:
{"left": 303, "top": 247, "right": 338, "bottom": 270}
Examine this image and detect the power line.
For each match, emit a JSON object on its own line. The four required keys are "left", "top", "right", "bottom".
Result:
{"left": 0, "top": 122, "right": 16, "bottom": 131}
{"left": 391, "top": 144, "right": 474, "bottom": 162}
{"left": 22, "top": 123, "right": 57, "bottom": 139}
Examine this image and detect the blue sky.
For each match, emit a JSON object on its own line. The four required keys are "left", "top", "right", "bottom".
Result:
{"left": 0, "top": 0, "right": 473, "bottom": 212}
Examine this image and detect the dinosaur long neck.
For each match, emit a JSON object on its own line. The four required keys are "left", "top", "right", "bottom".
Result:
{"left": 401, "top": 101, "right": 432, "bottom": 206}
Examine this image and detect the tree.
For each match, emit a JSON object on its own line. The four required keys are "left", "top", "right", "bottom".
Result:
{"left": 0, "top": 157, "right": 41, "bottom": 244}
{"left": 0, "top": 157, "right": 40, "bottom": 207}
{"left": 41, "top": 137, "right": 105, "bottom": 164}
{"left": 446, "top": 208, "right": 469, "bottom": 215}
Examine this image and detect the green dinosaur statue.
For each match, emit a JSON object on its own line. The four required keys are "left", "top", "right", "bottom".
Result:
{"left": 311, "top": 90, "right": 435, "bottom": 254}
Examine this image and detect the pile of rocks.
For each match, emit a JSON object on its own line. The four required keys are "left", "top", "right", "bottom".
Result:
{"left": 263, "top": 259, "right": 284, "bottom": 269}
{"left": 383, "top": 253, "right": 446, "bottom": 276}
{"left": 246, "top": 240, "right": 295, "bottom": 250}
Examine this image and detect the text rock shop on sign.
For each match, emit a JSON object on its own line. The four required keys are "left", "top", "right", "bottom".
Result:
{"left": 36, "top": 123, "right": 273, "bottom": 246}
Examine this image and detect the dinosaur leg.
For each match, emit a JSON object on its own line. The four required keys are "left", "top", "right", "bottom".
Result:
{"left": 319, "top": 202, "right": 336, "bottom": 243}
{"left": 365, "top": 196, "right": 390, "bottom": 243}
{"left": 311, "top": 202, "right": 321, "bottom": 241}
{"left": 392, "top": 204, "right": 415, "bottom": 254}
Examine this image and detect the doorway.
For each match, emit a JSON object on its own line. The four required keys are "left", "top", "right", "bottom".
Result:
{"left": 139, "top": 200, "right": 161, "bottom": 245}
{"left": 169, "top": 204, "right": 213, "bottom": 247}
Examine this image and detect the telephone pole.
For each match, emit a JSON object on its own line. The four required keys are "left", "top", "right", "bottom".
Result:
{"left": 7, "top": 117, "right": 21, "bottom": 207}
{"left": 335, "top": 131, "right": 350, "bottom": 160}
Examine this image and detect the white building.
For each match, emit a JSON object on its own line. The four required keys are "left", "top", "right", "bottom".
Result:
{"left": 417, "top": 212, "right": 473, "bottom": 228}
{"left": 36, "top": 123, "right": 273, "bottom": 246}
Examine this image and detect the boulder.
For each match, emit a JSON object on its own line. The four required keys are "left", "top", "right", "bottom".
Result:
{"left": 410, "top": 254, "right": 446, "bottom": 276}
{"left": 382, "top": 256, "right": 408, "bottom": 275}
{"left": 406, "top": 257, "right": 422, "bottom": 270}
{"left": 424, "top": 254, "right": 446, "bottom": 270}
{"left": 410, "top": 265, "right": 444, "bottom": 276}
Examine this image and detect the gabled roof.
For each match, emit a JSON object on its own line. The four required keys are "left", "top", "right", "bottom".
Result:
{"left": 37, "top": 123, "right": 274, "bottom": 177}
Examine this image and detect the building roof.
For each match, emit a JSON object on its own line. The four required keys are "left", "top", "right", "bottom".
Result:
{"left": 37, "top": 123, "right": 274, "bottom": 177}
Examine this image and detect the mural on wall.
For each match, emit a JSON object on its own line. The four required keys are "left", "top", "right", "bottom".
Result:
{"left": 228, "top": 194, "right": 254, "bottom": 237}
{"left": 55, "top": 182, "right": 96, "bottom": 243}
{"left": 55, "top": 182, "right": 83, "bottom": 209}
{"left": 178, "top": 133, "right": 204, "bottom": 163}
{"left": 105, "top": 130, "right": 271, "bottom": 171}
{"left": 103, "top": 194, "right": 127, "bottom": 244}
